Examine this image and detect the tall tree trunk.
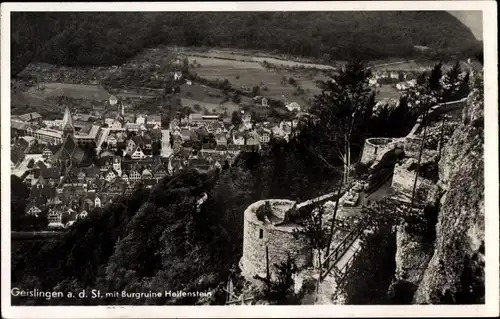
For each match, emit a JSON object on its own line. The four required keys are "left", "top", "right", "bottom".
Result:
{"left": 346, "top": 141, "right": 351, "bottom": 185}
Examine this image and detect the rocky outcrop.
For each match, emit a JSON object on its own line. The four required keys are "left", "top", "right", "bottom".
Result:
{"left": 392, "top": 84, "right": 485, "bottom": 304}
{"left": 412, "top": 86, "right": 484, "bottom": 304}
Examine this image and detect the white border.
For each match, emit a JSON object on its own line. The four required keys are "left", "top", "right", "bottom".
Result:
{"left": 1, "top": 2, "right": 498, "bottom": 318}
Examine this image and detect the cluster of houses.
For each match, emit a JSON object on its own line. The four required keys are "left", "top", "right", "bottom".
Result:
{"left": 23, "top": 154, "right": 170, "bottom": 228}
{"left": 11, "top": 79, "right": 305, "bottom": 230}
{"left": 368, "top": 70, "right": 419, "bottom": 89}
{"left": 167, "top": 110, "right": 298, "bottom": 174}
{"left": 10, "top": 98, "right": 173, "bottom": 229}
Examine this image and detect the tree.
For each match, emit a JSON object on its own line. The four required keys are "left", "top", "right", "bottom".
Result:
{"left": 232, "top": 93, "right": 242, "bottom": 104}
{"left": 456, "top": 71, "right": 471, "bottom": 100}
{"left": 293, "top": 204, "right": 329, "bottom": 271}
{"left": 251, "top": 86, "right": 260, "bottom": 97}
{"left": 309, "top": 61, "right": 374, "bottom": 184}
{"left": 152, "top": 141, "right": 161, "bottom": 156}
{"left": 254, "top": 256, "right": 300, "bottom": 305}
{"left": 116, "top": 141, "right": 126, "bottom": 153}
{"left": 182, "top": 57, "right": 189, "bottom": 75}
{"left": 231, "top": 111, "right": 242, "bottom": 126}
{"left": 387, "top": 96, "right": 413, "bottom": 137}
{"left": 441, "top": 61, "right": 462, "bottom": 102}
{"left": 339, "top": 225, "right": 397, "bottom": 304}
{"left": 426, "top": 62, "right": 443, "bottom": 101}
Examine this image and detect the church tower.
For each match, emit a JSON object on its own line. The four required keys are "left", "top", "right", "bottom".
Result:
{"left": 62, "top": 106, "right": 75, "bottom": 139}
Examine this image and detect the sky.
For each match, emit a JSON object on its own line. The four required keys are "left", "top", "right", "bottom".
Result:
{"left": 447, "top": 11, "right": 483, "bottom": 40}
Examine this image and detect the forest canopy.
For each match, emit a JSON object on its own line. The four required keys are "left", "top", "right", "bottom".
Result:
{"left": 11, "top": 11, "right": 481, "bottom": 75}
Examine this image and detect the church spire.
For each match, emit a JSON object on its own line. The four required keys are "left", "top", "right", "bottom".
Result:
{"left": 62, "top": 106, "right": 75, "bottom": 138}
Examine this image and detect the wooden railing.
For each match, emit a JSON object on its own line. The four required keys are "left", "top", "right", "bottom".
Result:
{"left": 320, "top": 217, "right": 370, "bottom": 280}
{"left": 336, "top": 245, "right": 361, "bottom": 283}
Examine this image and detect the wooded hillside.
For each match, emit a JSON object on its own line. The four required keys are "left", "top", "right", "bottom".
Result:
{"left": 11, "top": 12, "right": 481, "bottom": 75}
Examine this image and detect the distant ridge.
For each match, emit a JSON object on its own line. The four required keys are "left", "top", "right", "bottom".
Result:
{"left": 11, "top": 11, "right": 481, "bottom": 76}
{"left": 448, "top": 11, "right": 483, "bottom": 40}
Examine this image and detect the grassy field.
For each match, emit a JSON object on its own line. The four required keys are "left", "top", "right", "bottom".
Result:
{"left": 26, "top": 83, "right": 111, "bottom": 101}
{"left": 186, "top": 56, "right": 322, "bottom": 106}
{"left": 180, "top": 47, "right": 337, "bottom": 70}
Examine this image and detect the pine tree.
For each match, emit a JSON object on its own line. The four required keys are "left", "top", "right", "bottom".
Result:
{"left": 388, "top": 96, "right": 411, "bottom": 137}
{"left": 442, "top": 61, "right": 462, "bottom": 102}
{"left": 309, "top": 61, "right": 373, "bottom": 184}
{"left": 427, "top": 62, "right": 443, "bottom": 101}
{"left": 416, "top": 72, "right": 428, "bottom": 86}
{"left": 375, "top": 105, "right": 391, "bottom": 137}
{"left": 456, "top": 71, "right": 471, "bottom": 99}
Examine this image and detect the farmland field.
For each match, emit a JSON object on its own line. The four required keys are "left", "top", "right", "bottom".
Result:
{"left": 186, "top": 56, "right": 323, "bottom": 106}
{"left": 179, "top": 47, "right": 337, "bottom": 70}
{"left": 181, "top": 97, "right": 240, "bottom": 116}
{"left": 26, "top": 83, "right": 111, "bottom": 101}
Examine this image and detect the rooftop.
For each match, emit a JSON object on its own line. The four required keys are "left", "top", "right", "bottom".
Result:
{"left": 34, "top": 128, "right": 63, "bottom": 138}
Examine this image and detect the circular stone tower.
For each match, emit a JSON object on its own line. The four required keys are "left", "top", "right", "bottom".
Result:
{"left": 240, "top": 199, "right": 313, "bottom": 283}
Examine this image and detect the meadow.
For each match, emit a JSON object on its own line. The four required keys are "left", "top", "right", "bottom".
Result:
{"left": 186, "top": 55, "right": 323, "bottom": 106}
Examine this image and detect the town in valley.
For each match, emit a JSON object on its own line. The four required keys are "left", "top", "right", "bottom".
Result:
{"left": 7, "top": 10, "right": 486, "bottom": 308}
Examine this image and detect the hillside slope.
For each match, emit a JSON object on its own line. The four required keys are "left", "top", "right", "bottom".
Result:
{"left": 11, "top": 11, "right": 481, "bottom": 76}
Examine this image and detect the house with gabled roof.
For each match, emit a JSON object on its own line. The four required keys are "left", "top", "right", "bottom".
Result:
{"left": 142, "top": 168, "right": 153, "bottom": 179}
{"left": 215, "top": 133, "right": 228, "bottom": 146}
{"left": 26, "top": 205, "right": 42, "bottom": 217}
{"left": 131, "top": 146, "right": 147, "bottom": 160}
{"left": 232, "top": 132, "right": 245, "bottom": 145}
{"left": 128, "top": 167, "right": 142, "bottom": 183}
{"left": 121, "top": 173, "right": 129, "bottom": 184}
{"left": 245, "top": 131, "right": 260, "bottom": 146}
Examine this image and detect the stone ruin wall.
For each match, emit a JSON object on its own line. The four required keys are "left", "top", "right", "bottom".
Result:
{"left": 240, "top": 200, "right": 313, "bottom": 283}
{"left": 391, "top": 161, "right": 437, "bottom": 203}
{"left": 360, "top": 138, "right": 395, "bottom": 165}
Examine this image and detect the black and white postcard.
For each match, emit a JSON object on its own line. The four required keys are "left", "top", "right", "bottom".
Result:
{"left": 1, "top": 1, "right": 498, "bottom": 318}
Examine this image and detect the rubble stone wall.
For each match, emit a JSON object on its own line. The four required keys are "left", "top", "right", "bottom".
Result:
{"left": 391, "top": 162, "right": 436, "bottom": 201}
{"left": 241, "top": 200, "right": 313, "bottom": 282}
{"left": 360, "top": 138, "right": 394, "bottom": 165}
